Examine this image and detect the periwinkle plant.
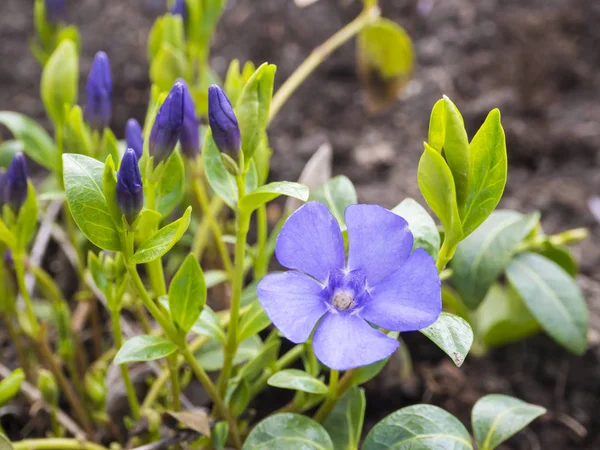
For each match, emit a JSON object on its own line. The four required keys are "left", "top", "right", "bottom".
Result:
{"left": 0, "top": 0, "right": 586, "bottom": 448}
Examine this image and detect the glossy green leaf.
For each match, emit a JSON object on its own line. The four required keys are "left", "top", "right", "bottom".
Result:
{"left": 236, "top": 338, "right": 281, "bottom": 381}
{"left": 451, "top": 210, "right": 540, "bottom": 309}
{"left": 243, "top": 413, "right": 333, "bottom": 450}
{"left": 64, "top": 105, "right": 93, "bottom": 156}
{"left": 150, "top": 45, "right": 187, "bottom": 92}
{"left": 238, "top": 300, "right": 271, "bottom": 344}
{"left": 195, "top": 335, "right": 261, "bottom": 371}
{"left": 267, "top": 369, "right": 328, "bottom": 394}
{"left": 132, "top": 207, "right": 191, "bottom": 264}
{"left": 102, "top": 155, "right": 122, "bottom": 227}
{"left": 191, "top": 305, "right": 225, "bottom": 343}
{"left": 169, "top": 254, "right": 206, "bottom": 333}
{"left": 211, "top": 421, "right": 229, "bottom": 450}
{"left": 392, "top": 198, "right": 440, "bottom": 259}
{"left": 472, "top": 394, "right": 546, "bottom": 450}
{"left": 0, "top": 112, "right": 55, "bottom": 170}
{"left": 417, "top": 143, "right": 463, "bottom": 248}
{"left": 363, "top": 404, "right": 473, "bottom": 450}
{"left": 157, "top": 150, "right": 185, "bottom": 217}
{"left": 41, "top": 39, "right": 78, "bottom": 125}
{"left": 114, "top": 335, "right": 177, "bottom": 364}
{"left": 99, "top": 128, "right": 120, "bottom": 164}
{"left": 461, "top": 109, "right": 507, "bottom": 237}
{"left": 227, "top": 379, "right": 251, "bottom": 417}
{"left": 236, "top": 63, "right": 276, "bottom": 158}
{"left": 0, "top": 368, "right": 24, "bottom": 407}
{"left": 441, "top": 96, "right": 470, "bottom": 210}
{"left": 224, "top": 59, "right": 243, "bottom": 104}
{"left": 310, "top": 175, "right": 357, "bottom": 228}
{"left": 506, "top": 252, "right": 588, "bottom": 354}
{"left": 240, "top": 181, "right": 309, "bottom": 214}
{"left": 322, "top": 387, "right": 365, "bottom": 450}
{"left": 420, "top": 312, "right": 473, "bottom": 367}
{"left": 536, "top": 243, "right": 577, "bottom": 277}
{"left": 63, "top": 154, "right": 120, "bottom": 251}
{"left": 15, "top": 181, "right": 38, "bottom": 250}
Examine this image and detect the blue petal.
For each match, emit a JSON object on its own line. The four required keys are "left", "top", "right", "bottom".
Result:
{"left": 276, "top": 202, "right": 345, "bottom": 282}
{"left": 313, "top": 312, "right": 399, "bottom": 370}
{"left": 363, "top": 248, "right": 441, "bottom": 331}
{"left": 346, "top": 204, "right": 413, "bottom": 286}
{"left": 257, "top": 271, "right": 327, "bottom": 344}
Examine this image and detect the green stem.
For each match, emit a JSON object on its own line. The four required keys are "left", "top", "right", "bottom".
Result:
{"left": 144, "top": 181, "right": 167, "bottom": 298}
{"left": 435, "top": 237, "right": 455, "bottom": 273}
{"left": 55, "top": 124, "right": 65, "bottom": 189}
{"left": 13, "top": 253, "right": 39, "bottom": 337}
{"left": 13, "top": 439, "right": 108, "bottom": 450}
{"left": 49, "top": 407, "right": 62, "bottom": 437}
{"left": 192, "top": 195, "right": 224, "bottom": 259}
{"left": 313, "top": 369, "right": 339, "bottom": 423}
{"left": 181, "top": 347, "right": 242, "bottom": 449}
{"left": 269, "top": 5, "right": 380, "bottom": 121}
{"left": 249, "top": 344, "right": 304, "bottom": 398}
{"left": 167, "top": 354, "right": 181, "bottom": 411}
{"left": 253, "top": 205, "right": 268, "bottom": 280}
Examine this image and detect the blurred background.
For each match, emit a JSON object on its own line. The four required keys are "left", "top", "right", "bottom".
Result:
{"left": 1, "top": 0, "right": 600, "bottom": 448}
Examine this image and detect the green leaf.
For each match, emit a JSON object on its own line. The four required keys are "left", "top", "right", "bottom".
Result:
{"left": 88, "top": 252, "right": 107, "bottom": 294}
{"left": 356, "top": 18, "right": 414, "bottom": 112}
{"left": 236, "top": 63, "right": 277, "bottom": 158}
{"left": 0, "top": 433, "right": 13, "bottom": 450}
{"left": 505, "top": 252, "right": 588, "bottom": 354}
{"left": 461, "top": 109, "right": 507, "bottom": 237}
{"left": 150, "top": 45, "right": 187, "bottom": 92}
{"left": 0, "top": 220, "right": 15, "bottom": 249}
{"left": 132, "top": 207, "right": 191, "bottom": 264}
{"left": 243, "top": 413, "right": 333, "bottom": 450}
{"left": 472, "top": 394, "right": 546, "bottom": 450}
{"left": 15, "top": 181, "right": 38, "bottom": 250}
{"left": 417, "top": 142, "right": 463, "bottom": 248}
{"left": 157, "top": 150, "right": 185, "bottom": 217}
{"left": 169, "top": 254, "right": 206, "bottom": 333}
{"left": 227, "top": 379, "right": 251, "bottom": 417}
{"left": 240, "top": 181, "right": 309, "bottom": 214}
{"left": 309, "top": 175, "right": 357, "bottom": 228}
{"left": 211, "top": 421, "right": 229, "bottom": 450}
{"left": 392, "top": 198, "right": 440, "bottom": 259}
{"left": 0, "top": 112, "right": 56, "bottom": 170}
{"left": 114, "top": 335, "right": 178, "bottom": 364}
{"left": 99, "top": 128, "right": 120, "bottom": 164}
{"left": 451, "top": 210, "right": 540, "bottom": 309}
{"left": 0, "top": 368, "right": 24, "bottom": 407}
{"left": 41, "top": 39, "right": 78, "bottom": 125}
{"left": 536, "top": 243, "right": 578, "bottom": 277}
{"left": 191, "top": 305, "right": 225, "bottom": 343}
{"left": 64, "top": 105, "right": 93, "bottom": 157}
{"left": 420, "top": 312, "right": 473, "bottom": 367}
{"left": 362, "top": 404, "right": 473, "bottom": 450}
{"left": 63, "top": 154, "right": 121, "bottom": 251}
{"left": 102, "top": 155, "right": 122, "bottom": 227}
{"left": 0, "top": 140, "right": 23, "bottom": 168}
{"left": 205, "top": 270, "right": 228, "bottom": 288}
{"left": 238, "top": 300, "right": 271, "bottom": 344}
{"left": 322, "top": 387, "right": 365, "bottom": 450}
{"left": 349, "top": 331, "right": 399, "bottom": 386}
{"left": 236, "top": 338, "right": 281, "bottom": 381}
{"left": 440, "top": 96, "right": 470, "bottom": 211}
{"left": 267, "top": 369, "right": 328, "bottom": 395}
{"left": 195, "top": 335, "right": 262, "bottom": 371}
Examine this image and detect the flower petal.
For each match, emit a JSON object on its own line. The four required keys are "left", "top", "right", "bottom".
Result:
{"left": 276, "top": 201, "right": 345, "bottom": 282}
{"left": 257, "top": 271, "right": 327, "bottom": 343}
{"left": 363, "top": 248, "right": 441, "bottom": 331}
{"left": 346, "top": 204, "right": 413, "bottom": 286}
{"left": 313, "top": 312, "right": 399, "bottom": 370}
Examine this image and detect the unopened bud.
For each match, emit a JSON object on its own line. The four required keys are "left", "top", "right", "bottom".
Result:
{"left": 4, "top": 152, "right": 29, "bottom": 214}
{"left": 208, "top": 85, "right": 241, "bottom": 155}
{"left": 85, "top": 51, "right": 112, "bottom": 130}
{"left": 149, "top": 82, "right": 185, "bottom": 165}
{"left": 125, "top": 118, "right": 144, "bottom": 159}
{"left": 116, "top": 149, "right": 143, "bottom": 225}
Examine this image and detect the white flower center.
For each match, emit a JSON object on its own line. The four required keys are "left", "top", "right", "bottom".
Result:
{"left": 332, "top": 292, "right": 355, "bottom": 311}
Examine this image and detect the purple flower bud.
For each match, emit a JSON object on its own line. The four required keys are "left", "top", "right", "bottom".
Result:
{"left": 85, "top": 51, "right": 112, "bottom": 130}
{"left": 4, "top": 153, "right": 29, "bottom": 214}
{"left": 45, "top": 0, "right": 66, "bottom": 25}
{"left": 149, "top": 82, "right": 185, "bottom": 165}
{"left": 170, "top": 0, "right": 187, "bottom": 22}
{"left": 178, "top": 80, "right": 200, "bottom": 159}
{"left": 0, "top": 169, "right": 6, "bottom": 211}
{"left": 208, "top": 85, "right": 241, "bottom": 155}
{"left": 116, "top": 149, "right": 143, "bottom": 225}
{"left": 3, "top": 249, "right": 13, "bottom": 267}
{"left": 125, "top": 118, "right": 144, "bottom": 160}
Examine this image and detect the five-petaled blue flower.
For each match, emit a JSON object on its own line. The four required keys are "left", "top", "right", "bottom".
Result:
{"left": 257, "top": 201, "right": 441, "bottom": 370}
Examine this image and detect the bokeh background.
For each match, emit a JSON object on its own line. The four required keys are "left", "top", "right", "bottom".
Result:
{"left": 1, "top": 0, "right": 600, "bottom": 448}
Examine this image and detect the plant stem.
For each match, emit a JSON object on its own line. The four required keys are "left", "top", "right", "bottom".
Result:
{"left": 13, "top": 253, "right": 40, "bottom": 337}
{"left": 313, "top": 369, "right": 339, "bottom": 423}
{"left": 167, "top": 354, "right": 181, "bottom": 411}
{"left": 191, "top": 173, "right": 233, "bottom": 274}
{"left": 253, "top": 205, "right": 268, "bottom": 280}
{"left": 192, "top": 195, "right": 224, "bottom": 259}
{"left": 13, "top": 439, "right": 108, "bottom": 450}
{"left": 269, "top": 5, "right": 380, "bottom": 121}
{"left": 435, "top": 237, "right": 455, "bottom": 273}
{"left": 55, "top": 124, "right": 65, "bottom": 189}
{"left": 144, "top": 182, "right": 167, "bottom": 298}
{"left": 181, "top": 347, "right": 242, "bottom": 449}
{"left": 249, "top": 344, "right": 304, "bottom": 398}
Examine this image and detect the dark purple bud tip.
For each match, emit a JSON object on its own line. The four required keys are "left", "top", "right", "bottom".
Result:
{"left": 5, "top": 153, "right": 29, "bottom": 214}
{"left": 208, "top": 85, "right": 241, "bottom": 155}
{"left": 116, "top": 149, "right": 144, "bottom": 225}
{"left": 3, "top": 249, "right": 13, "bottom": 267}
{"left": 85, "top": 51, "right": 112, "bottom": 130}
{"left": 149, "top": 82, "right": 185, "bottom": 166}
{"left": 125, "top": 118, "right": 144, "bottom": 160}
{"left": 45, "top": 0, "right": 66, "bottom": 25}
{"left": 0, "top": 168, "right": 6, "bottom": 211}
{"left": 170, "top": 0, "right": 187, "bottom": 22}
{"left": 178, "top": 79, "right": 200, "bottom": 159}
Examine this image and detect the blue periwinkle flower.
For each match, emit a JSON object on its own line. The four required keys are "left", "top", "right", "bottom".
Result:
{"left": 45, "top": 0, "right": 66, "bottom": 24}
{"left": 149, "top": 82, "right": 185, "bottom": 165}
{"left": 85, "top": 51, "right": 112, "bottom": 130}
{"left": 116, "top": 149, "right": 143, "bottom": 225}
{"left": 170, "top": 0, "right": 187, "bottom": 21}
{"left": 179, "top": 80, "right": 200, "bottom": 159}
{"left": 4, "top": 153, "right": 29, "bottom": 215}
{"left": 208, "top": 85, "right": 241, "bottom": 155}
{"left": 125, "top": 118, "right": 144, "bottom": 159}
{"left": 258, "top": 202, "right": 441, "bottom": 370}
